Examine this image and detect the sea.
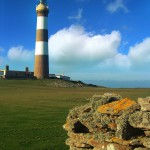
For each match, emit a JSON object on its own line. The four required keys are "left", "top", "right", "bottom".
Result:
{"left": 83, "top": 80, "right": 150, "bottom": 88}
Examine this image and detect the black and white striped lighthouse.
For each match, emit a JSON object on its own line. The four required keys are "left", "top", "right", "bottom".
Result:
{"left": 34, "top": 0, "right": 49, "bottom": 79}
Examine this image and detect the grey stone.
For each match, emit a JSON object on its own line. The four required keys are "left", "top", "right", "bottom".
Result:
{"left": 142, "top": 137, "right": 150, "bottom": 148}
{"left": 116, "top": 112, "right": 142, "bottom": 139}
{"left": 70, "top": 147, "right": 93, "bottom": 150}
{"left": 90, "top": 93, "right": 122, "bottom": 109}
{"left": 129, "top": 111, "right": 150, "bottom": 130}
{"left": 138, "top": 97, "right": 150, "bottom": 111}
{"left": 145, "top": 131, "right": 150, "bottom": 137}
{"left": 106, "top": 143, "right": 133, "bottom": 150}
{"left": 134, "top": 148, "right": 150, "bottom": 150}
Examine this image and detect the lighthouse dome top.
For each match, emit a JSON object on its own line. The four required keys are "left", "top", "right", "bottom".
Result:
{"left": 36, "top": 3, "right": 49, "bottom": 12}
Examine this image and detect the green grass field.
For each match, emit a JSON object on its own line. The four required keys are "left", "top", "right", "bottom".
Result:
{"left": 0, "top": 79, "right": 150, "bottom": 150}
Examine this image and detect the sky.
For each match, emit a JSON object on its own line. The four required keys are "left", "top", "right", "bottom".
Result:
{"left": 0, "top": 0, "right": 150, "bottom": 82}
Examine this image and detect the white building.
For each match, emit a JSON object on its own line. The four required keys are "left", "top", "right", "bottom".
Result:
{"left": 49, "top": 74, "right": 71, "bottom": 81}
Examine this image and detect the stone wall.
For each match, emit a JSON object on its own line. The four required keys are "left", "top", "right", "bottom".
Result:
{"left": 63, "top": 93, "right": 150, "bottom": 150}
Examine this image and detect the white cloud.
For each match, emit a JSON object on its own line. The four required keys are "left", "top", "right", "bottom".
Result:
{"left": 7, "top": 46, "right": 34, "bottom": 62}
{"left": 48, "top": 25, "right": 121, "bottom": 66}
{"left": 106, "top": 0, "right": 129, "bottom": 13}
{"left": 106, "top": 38, "right": 150, "bottom": 69}
{"left": 128, "top": 38, "right": 150, "bottom": 66}
{"left": 68, "top": 9, "right": 83, "bottom": 21}
{"left": 105, "top": 53, "right": 130, "bottom": 68}
{"left": 48, "top": 24, "right": 150, "bottom": 80}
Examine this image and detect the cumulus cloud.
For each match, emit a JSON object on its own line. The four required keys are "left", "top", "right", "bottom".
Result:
{"left": 105, "top": 53, "right": 130, "bottom": 68}
{"left": 128, "top": 38, "right": 150, "bottom": 66}
{"left": 48, "top": 24, "right": 150, "bottom": 78}
{"left": 7, "top": 46, "right": 34, "bottom": 62}
{"left": 68, "top": 9, "right": 83, "bottom": 21}
{"left": 48, "top": 25, "right": 121, "bottom": 66}
{"left": 107, "top": 38, "right": 150, "bottom": 69}
{"left": 106, "top": 0, "right": 129, "bottom": 13}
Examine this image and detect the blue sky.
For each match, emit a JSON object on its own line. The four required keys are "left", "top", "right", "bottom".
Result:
{"left": 0, "top": 0, "right": 150, "bottom": 81}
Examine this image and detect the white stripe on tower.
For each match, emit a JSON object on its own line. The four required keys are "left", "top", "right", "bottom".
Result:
{"left": 37, "top": 16, "right": 48, "bottom": 29}
{"left": 34, "top": 0, "right": 49, "bottom": 79}
{"left": 35, "top": 42, "right": 48, "bottom": 55}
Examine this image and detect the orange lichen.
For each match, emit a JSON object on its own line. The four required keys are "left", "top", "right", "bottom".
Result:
{"left": 63, "top": 122, "right": 70, "bottom": 130}
{"left": 108, "top": 123, "right": 117, "bottom": 130}
{"left": 97, "top": 98, "right": 136, "bottom": 115}
{"left": 111, "top": 137, "right": 131, "bottom": 145}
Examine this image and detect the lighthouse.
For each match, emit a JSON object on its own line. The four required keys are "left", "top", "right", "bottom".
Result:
{"left": 34, "top": 0, "right": 49, "bottom": 79}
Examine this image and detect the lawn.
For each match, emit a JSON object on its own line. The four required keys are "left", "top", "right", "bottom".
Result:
{"left": 0, "top": 79, "right": 150, "bottom": 150}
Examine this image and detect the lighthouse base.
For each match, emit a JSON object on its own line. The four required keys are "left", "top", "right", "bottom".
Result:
{"left": 34, "top": 55, "right": 49, "bottom": 79}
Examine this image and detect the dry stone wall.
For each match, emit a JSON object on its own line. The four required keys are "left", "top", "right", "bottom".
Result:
{"left": 63, "top": 93, "right": 150, "bottom": 150}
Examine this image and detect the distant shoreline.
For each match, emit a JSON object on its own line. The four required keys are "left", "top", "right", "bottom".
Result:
{"left": 1, "top": 78, "right": 150, "bottom": 89}
{"left": 83, "top": 80, "right": 150, "bottom": 88}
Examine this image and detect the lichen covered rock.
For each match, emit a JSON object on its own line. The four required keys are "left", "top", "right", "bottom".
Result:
{"left": 129, "top": 111, "right": 150, "bottom": 130}
{"left": 97, "top": 98, "right": 138, "bottom": 115}
{"left": 138, "top": 97, "right": 150, "bottom": 111}
{"left": 64, "top": 93, "right": 150, "bottom": 150}
{"left": 142, "top": 137, "right": 150, "bottom": 148}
